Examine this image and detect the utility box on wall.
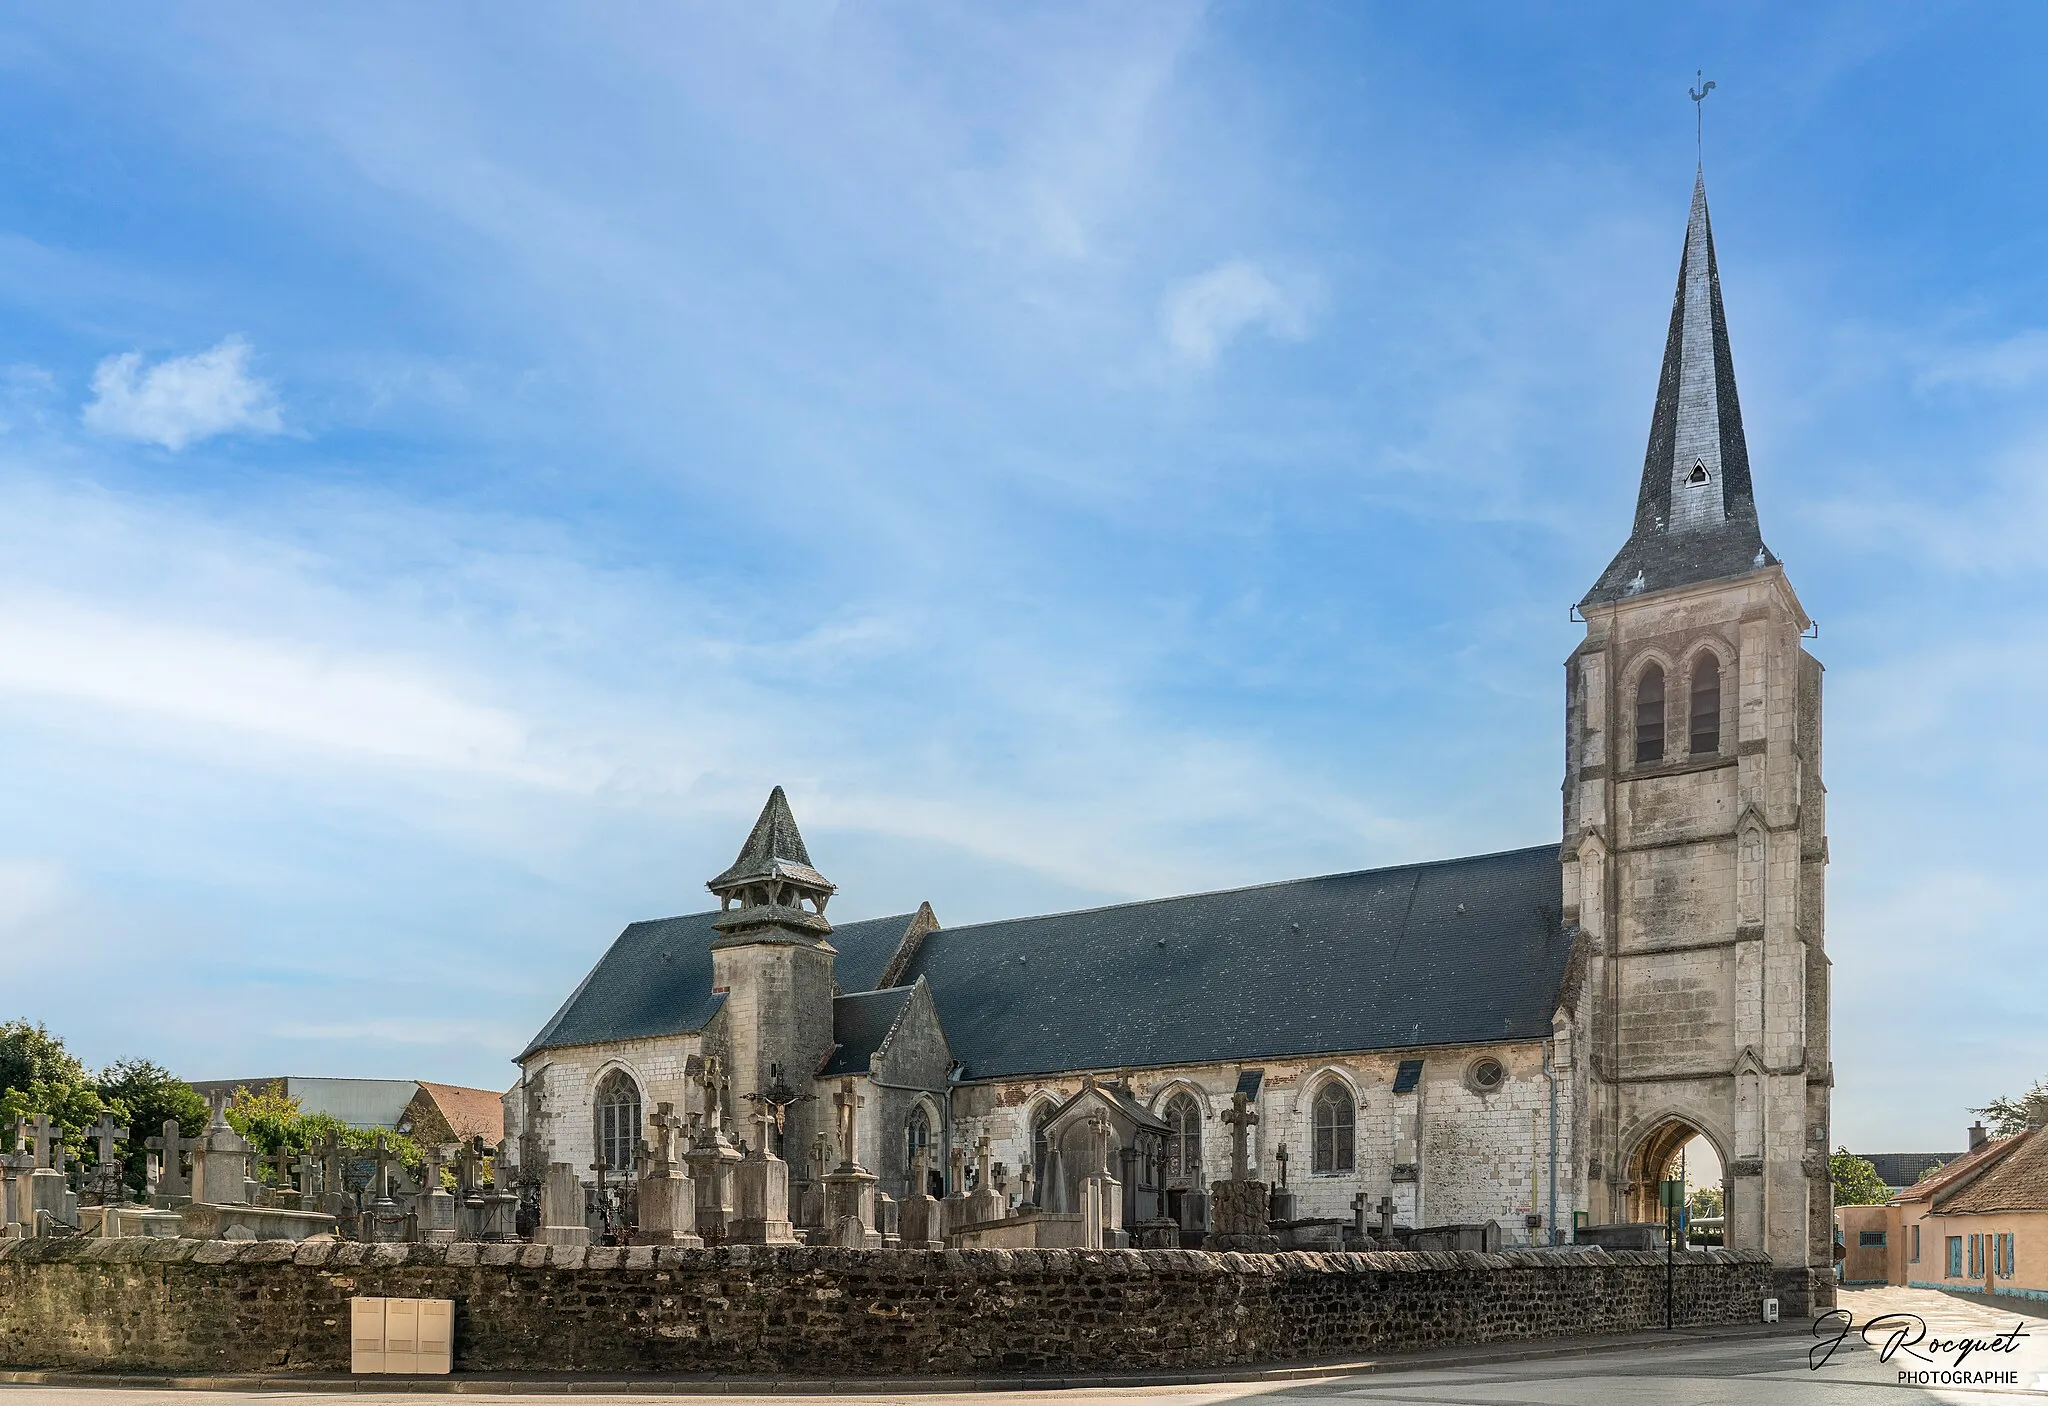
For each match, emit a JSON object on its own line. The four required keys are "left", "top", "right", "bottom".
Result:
{"left": 351, "top": 1297, "right": 453, "bottom": 1374}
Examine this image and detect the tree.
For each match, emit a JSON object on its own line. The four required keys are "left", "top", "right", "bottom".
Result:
{"left": 1916, "top": 1160, "right": 1947, "bottom": 1184}
{"left": 1687, "top": 1184, "right": 1724, "bottom": 1220}
{"left": 96, "top": 1058, "right": 209, "bottom": 1195}
{"left": 1831, "top": 1148, "right": 1890, "bottom": 1207}
{"left": 0, "top": 1021, "right": 103, "bottom": 1161}
{"left": 1973, "top": 1077, "right": 2048, "bottom": 1139}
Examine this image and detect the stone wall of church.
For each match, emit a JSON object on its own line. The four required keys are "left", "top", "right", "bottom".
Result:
{"left": 509, "top": 1031, "right": 705, "bottom": 1180}
{"left": 951, "top": 1036, "right": 1582, "bottom": 1246}
{"left": 0, "top": 1238, "right": 1777, "bottom": 1376}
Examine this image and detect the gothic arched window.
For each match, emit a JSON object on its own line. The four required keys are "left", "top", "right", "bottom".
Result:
{"left": 1311, "top": 1082, "right": 1355, "bottom": 1174}
{"left": 593, "top": 1070, "right": 641, "bottom": 1176}
{"left": 904, "top": 1105, "right": 931, "bottom": 1174}
{"left": 1163, "top": 1093, "right": 1202, "bottom": 1186}
{"left": 1030, "top": 1102, "right": 1056, "bottom": 1191}
{"left": 1634, "top": 663, "right": 1666, "bottom": 764}
{"left": 1689, "top": 651, "right": 1722, "bottom": 756}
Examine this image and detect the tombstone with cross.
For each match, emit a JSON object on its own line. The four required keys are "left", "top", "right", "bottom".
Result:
{"left": 84, "top": 1112, "right": 129, "bottom": 1205}
{"left": 145, "top": 1119, "right": 195, "bottom": 1207}
{"left": 292, "top": 1146, "right": 321, "bottom": 1211}
{"left": 191, "top": 1093, "right": 252, "bottom": 1207}
{"left": 1220, "top": 1092, "right": 1259, "bottom": 1183}
{"left": 1378, "top": 1194, "right": 1396, "bottom": 1246}
{"left": 636, "top": 1101, "right": 702, "bottom": 1248}
{"left": 415, "top": 1143, "right": 458, "bottom": 1243}
{"left": 726, "top": 1095, "right": 797, "bottom": 1244}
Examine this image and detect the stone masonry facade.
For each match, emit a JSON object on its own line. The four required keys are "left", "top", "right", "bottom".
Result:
{"left": 0, "top": 1237, "right": 1776, "bottom": 1376}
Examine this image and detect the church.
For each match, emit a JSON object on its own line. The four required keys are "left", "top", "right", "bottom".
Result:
{"left": 506, "top": 173, "right": 1834, "bottom": 1311}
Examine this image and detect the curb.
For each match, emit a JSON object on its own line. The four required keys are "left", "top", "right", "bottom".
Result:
{"left": 0, "top": 1321, "right": 1806, "bottom": 1394}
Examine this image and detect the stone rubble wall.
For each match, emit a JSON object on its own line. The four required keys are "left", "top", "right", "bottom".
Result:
{"left": 0, "top": 1238, "right": 1777, "bottom": 1377}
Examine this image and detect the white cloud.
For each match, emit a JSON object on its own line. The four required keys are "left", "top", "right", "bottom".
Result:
{"left": 1159, "top": 259, "right": 1312, "bottom": 369}
{"left": 82, "top": 335, "right": 283, "bottom": 449}
{"left": 1915, "top": 329, "right": 2048, "bottom": 392}
{"left": 0, "top": 595, "right": 576, "bottom": 786}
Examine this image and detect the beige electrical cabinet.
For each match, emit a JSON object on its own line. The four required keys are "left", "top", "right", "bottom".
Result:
{"left": 350, "top": 1297, "right": 453, "bottom": 1374}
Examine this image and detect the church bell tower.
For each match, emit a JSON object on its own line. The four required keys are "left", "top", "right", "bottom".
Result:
{"left": 707, "top": 786, "right": 839, "bottom": 1166}
{"left": 1562, "top": 173, "right": 1832, "bottom": 1312}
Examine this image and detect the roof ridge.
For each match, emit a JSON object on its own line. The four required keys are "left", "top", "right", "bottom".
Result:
{"left": 925, "top": 842, "right": 1560, "bottom": 936}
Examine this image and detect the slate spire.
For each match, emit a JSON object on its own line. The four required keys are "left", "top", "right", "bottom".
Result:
{"left": 708, "top": 786, "right": 835, "bottom": 937}
{"left": 1582, "top": 172, "right": 1775, "bottom": 605}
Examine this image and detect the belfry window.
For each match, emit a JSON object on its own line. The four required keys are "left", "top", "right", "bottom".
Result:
{"left": 593, "top": 1069, "right": 642, "bottom": 1176}
{"left": 1689, "top": 652, "right": 1722, "bottom": 756}
{"left": 1163, "top": 1093, "right": 1202, "bottom": 1186}
{"left": 1311, "top": 1082, "right": 1355, "bottom": 1174}
{"left": 1635, "top": 663, "right": 1666, "bottom": 764}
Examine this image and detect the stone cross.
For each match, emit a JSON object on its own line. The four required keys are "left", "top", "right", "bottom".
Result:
{"left": 268, "top": 1144, "right": 294, "bottom": 1188}
{"left": 33, "top": 1113, "right": 66, "bottom": 1172}
{"left": 909, "top": 1143, "right": 929, "bottom": 1197}
{"left": 649, "top": 1102, "right": 685, "bottom": 1166}
{"left": 1351, "top": 1191, "right": 1369, "bottom": 1236}
{"left": 145, "top": 1120, "right": 193, "bottom": 1199}
{"left": 322, "top": 1132, "right": 344, "bottom": 1198}
{"left": 1221, "top": 1092, "right": 1258, "bottom": 1182}
{"left": 698, "top": 1057, "right": 726, "bottom": 1136}
{"left": 371, "top": 1132, "right": 394, "bottom": 1202}
{"left": 6, "top": 1115, "right": 24, "bottom": 1156}
{"left": 752, "top": 1102, "right": 777, "bottom": 1159}
{"left": 423, "top": 1143, "right": 451, "bottom": 1194}
{"left": 294, "top": 1149, "right": 321, "bottom": 1200}
{"left": 975, "top": 1134, "right": 993, "bottom": 1189}
{"left": 454, "top": 1139, "right": 480, "bottom": 1195}
{"left": 811, "top": 1131, "right": 829, "bottom": 1181}
{"left": 1274, "top": 1142, "right": 1290, "bottom": 1188}
{"left": 833, "top": 1078, "right": 863, "bottom": 1169}
{"left": 948, "top": 1142, "right": 966, "bottom": 1194}
{"left": 1019, "top": 1162, "right": 1036, "bottom": 1207}
{"left": 1378, "top": 1195, "right": 1395, "bottom": 1243}
{"left": 88, "top": 1111, "right": 128, "bottom": 1169}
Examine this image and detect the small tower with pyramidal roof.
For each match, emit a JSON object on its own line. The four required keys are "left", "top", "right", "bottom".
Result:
{"left": 1562, "top": 171, "right": 1833, "bottom": 1314}
{"left": 707, "top": 786, "right": 839, "bottom": 1171}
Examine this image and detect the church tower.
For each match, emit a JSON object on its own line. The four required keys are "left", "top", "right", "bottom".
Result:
{"left": 707, "top": 786, "right": 839, "bottom": 1166}
{"left": 1561, "top": 174, "right": 1832, "bottom": 1311}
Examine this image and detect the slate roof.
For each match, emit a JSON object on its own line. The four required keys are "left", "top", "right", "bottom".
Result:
{"left": 821, "top": 986, "right": 917, "bottom": 1078}
{"left": 1939, "top": 1129, "right": 2048, "bottom": 1214}
{"left": 709, "top": 786, "right": 834, "bottom": 893}
{"left": 518, "top": 910, "right": 919, "bottom": 1060}
{"left": 1583, "top": 172, "right": 1777, "bottom": 608}
{"left": 1861, "top": 1152, "right": 1963, "bottom": 1191}
{"left": 894, "top": 844, "right": 1572, "bottom": 1081}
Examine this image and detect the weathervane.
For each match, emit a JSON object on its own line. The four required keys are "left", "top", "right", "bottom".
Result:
{"left": 1689, "top": 70, "right": 1717, "bottom": 166}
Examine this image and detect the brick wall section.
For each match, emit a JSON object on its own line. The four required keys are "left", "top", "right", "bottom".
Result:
{"left": 0, "top": 1239, "right": 1776, "bottom": 1376}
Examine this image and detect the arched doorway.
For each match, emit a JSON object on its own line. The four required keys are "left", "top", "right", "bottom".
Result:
{"left": 1624, "top": 1117, "right": 1726, "bottom": 1236}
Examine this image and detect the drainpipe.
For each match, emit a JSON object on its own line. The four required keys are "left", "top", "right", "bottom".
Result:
{"left": 1543, "top": 1040, "right": 1560, "bottom": 1246}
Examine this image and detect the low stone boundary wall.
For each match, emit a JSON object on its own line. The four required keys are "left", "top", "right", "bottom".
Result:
{"left": 0, "top": 1238, "right": 1777, "bottom": 1377}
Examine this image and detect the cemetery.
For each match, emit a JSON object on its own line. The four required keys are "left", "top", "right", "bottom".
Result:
{"left": 0, "top": 1069, "right": 1779, "bottom": 1379}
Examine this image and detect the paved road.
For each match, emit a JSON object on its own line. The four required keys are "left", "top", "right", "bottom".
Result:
{"left": 3, "top": 1287, "right": 2043, "bottom": 1406}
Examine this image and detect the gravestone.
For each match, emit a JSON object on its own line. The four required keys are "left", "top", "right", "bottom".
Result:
{"left": 1206, "top": 1092, "right": 1276, "bottom": 1252}
{"left": 728, "top": 1105, "right": 798, "bottom": 1244}
{"left": 538, "top": 1160, "right": 590, "bottom": 1247}
{"left": 940, "top": 1143, "right": 970, "bottom": 1236}
{"left": 190, "top": 1096, "right": 252, "bottom": 1208}
{"left": 83, "top": 1112, "right": 129, "bottom": 1206}
{"left": 27, "top": 1114, "right": 76, "bottom": 1233}
{"left": 899, "top": 1145, "right": 942, "bottom": 1249}
{"left": 683, "top": 1059, "right": 741, "bottom": 1241}
{"left": 819, "top": 1078, "right": 878, "bottom": 1246}
{"left": 144, "top": 1118, "right": 197, "bottom": 1209}
{"left": 361, "top": 1132, "right": 412, "bottom": 1243}
{"left": 414, "top": 1143, "right": 458, "bottom": 1243}
{"left": 636, "top": 1101, "right": 702, "bottom": 1247}
{"left": 964, "top": 1134, "right": 1005, "bottom": 1225}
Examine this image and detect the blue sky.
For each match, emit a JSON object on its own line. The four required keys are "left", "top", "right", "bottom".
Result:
{"left": 0, "top": 4, "right": 2041, "bottom": 1150}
